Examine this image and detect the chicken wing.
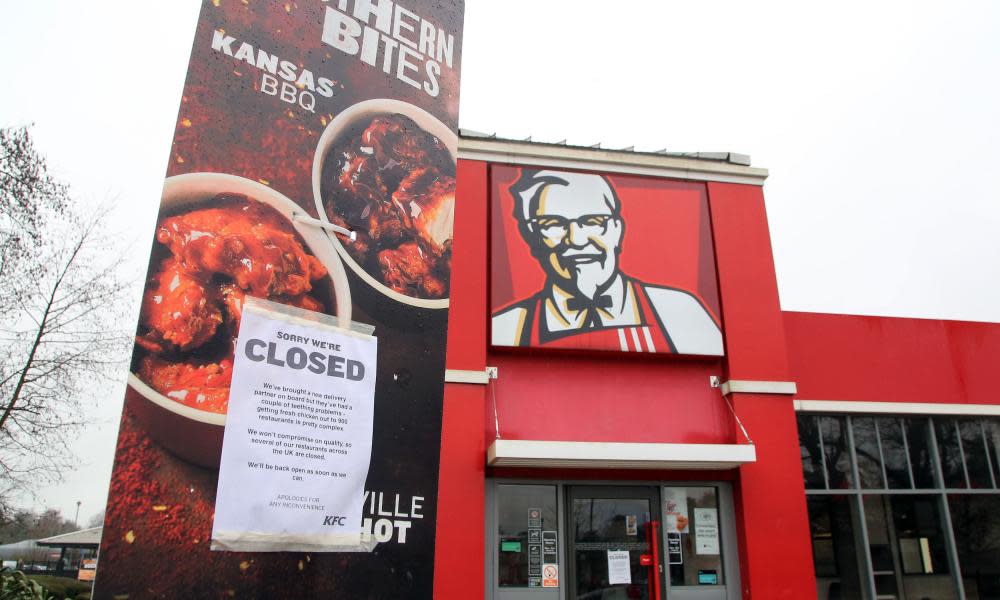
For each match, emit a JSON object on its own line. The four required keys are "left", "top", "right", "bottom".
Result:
{"left": 156, "top": 195, "right": 327, "bottom": 297}
{"left": 138, "top": 355, "right": 233, "bottom": 413}
{"left": 360, "top": 114, "right": 452, "bottom": 189}
{"left": 137, "top": 258, "right": 222, "bottom": 353}
{"left": 391, "top": 168, "right": 455, "bottom": 256}
{"left": 379, "top": 242, "right": 447, "bottom": 298}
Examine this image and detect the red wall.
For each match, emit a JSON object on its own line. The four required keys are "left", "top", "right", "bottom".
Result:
{"left": 434, "top": 160, "right": 489, "bottom": 599}
{"left": 785, "top": 311, "right": 1000, "bottom": 405}
{"left": 487, "top": 352, "right": 732, "bottom": 443}
{"left": 706, "top": 182, "right": 816, "bottom": 599}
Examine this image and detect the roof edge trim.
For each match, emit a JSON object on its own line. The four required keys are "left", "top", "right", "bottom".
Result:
{"left": 458, "top": 137, "right": 769, "bottom": 186}
{"left": 795, "top": 400, "right": 1000, "bottom": 416}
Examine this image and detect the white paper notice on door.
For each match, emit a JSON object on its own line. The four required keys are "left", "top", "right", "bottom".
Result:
{"left": 607, "top": 550, "right": 632, "bottom": 585}
{"left": 694, "top": 508, "right": 720, "bottom": 555}
{"left": 211, "top": 298, "right": 377, "bottom": 552}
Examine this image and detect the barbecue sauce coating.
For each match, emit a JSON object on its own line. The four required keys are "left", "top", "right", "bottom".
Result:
{"left": 155, "top": 197, "right": 325, "bottom": 297}
{"left": 135, "top": 195, "right": 328, "bottom": 413}
{"left": 323, "top": 113, "right": 455, "bottom": 299}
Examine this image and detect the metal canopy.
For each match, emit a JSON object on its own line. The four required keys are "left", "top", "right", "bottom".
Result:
{"left": 36, "top": 526, "right": 102, "bottom": 549}
{"left": 487, "top": 440, "right": 756, "bottom": 470}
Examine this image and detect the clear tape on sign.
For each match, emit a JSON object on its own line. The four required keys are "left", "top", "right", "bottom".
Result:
{"left": 246, "top": 296, "right": 375, "bottom": 337}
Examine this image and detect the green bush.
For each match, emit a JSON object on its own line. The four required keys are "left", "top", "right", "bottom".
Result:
{"left": 0, "top": 570, "right": 92, "bottom": 600}
{"left": 23, "top": 577, "right": 87, "bottom": 599}
{"left": 0, "top": 569, "right": 57, "bottom": 600}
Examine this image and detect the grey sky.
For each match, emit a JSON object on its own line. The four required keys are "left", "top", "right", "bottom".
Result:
{"left": 1, "top": 1, "right": 997, "bottom": 524}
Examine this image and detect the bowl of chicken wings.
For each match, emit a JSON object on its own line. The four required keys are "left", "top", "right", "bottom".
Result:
{"left": 312, "top": 99, "right": 457, "bottom": 309}
{"left": 127, "top": 173, "right": 352, "bottom": 467}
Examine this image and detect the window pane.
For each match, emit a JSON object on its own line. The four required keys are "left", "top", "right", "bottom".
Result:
{"left": 807, "top": 496, "right": 866, "bottom": 600}
{"left": 935, "top": 419, "right": 968, "bottom": 488}
{"left": 890, "top": 495, "right": 958, "bottom": 600}
{"left": 958, "top": 420, "right": 994, "bottom": 489}
{"left": 949, "top": 495, "right": 1000, "bottom": 600}
{"left": 877, "top": 418, "right": 913, "bottom": 489}
{"left": 906, "top": 418, "right": 937, "bottom": 488}
{"left": 798, "top": 415, "right": 827, "bottom": 489}
{"left": 986, "top": 420, "right": 1000, "bottom": 487}
{"left": 820, "top": 416, "right": 854, "bottom": 489}
{"left": 574, "top": 496, "right": 652, "bottom": 597}
{"left": 853, "top": 417, "right": 885, "bottom": 489}
{"left": 667, "top": 486, "right": 725, "bottom": 588}
{"left": 865, "top": 495, "right": 960, "bottom": 600}
{"left": 497, "top": 484, "right": 558, "bottom": 588}
{"left": 863, "top": 495, "right": 900, "bottom": 598}
{"left": 891, "top": 496, "right": 950, "bottom": 575}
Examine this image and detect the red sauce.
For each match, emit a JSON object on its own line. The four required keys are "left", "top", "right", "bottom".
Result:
{"left": 135, "top": 194, "right": 328, "bottom": 413}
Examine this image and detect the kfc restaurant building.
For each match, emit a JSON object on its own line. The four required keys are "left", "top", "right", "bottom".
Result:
{"left": 434, "top": 133, "right": 1000, "bottom": 600}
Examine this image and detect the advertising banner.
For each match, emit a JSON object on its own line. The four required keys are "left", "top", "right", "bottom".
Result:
{"left": 95, "top": 0, "right": 464, "bottom": 597}
{"left": 490, "top": 166, "right": 724, "bottom": 356}
{"left": 663, "top": 487, "right": 690, "bottom": 534}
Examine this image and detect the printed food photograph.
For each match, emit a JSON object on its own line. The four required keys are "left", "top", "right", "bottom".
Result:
{"left": 134, "top": 193, "right": 331, "bottom": 415}
{"left": 318, "top": 106, "right": 457, "bottom": 302}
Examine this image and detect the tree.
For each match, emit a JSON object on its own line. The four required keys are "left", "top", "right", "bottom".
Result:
{"left": 0, "top": 126, "right": 132, "bottom": 521}
{"left": 1, "top": 128, "right": 69, "bottom": 319}
{"left": 0, "top": 507, "right": 76, "bottom": 545}
{"left": 86, "top": 509, "right": 105, "bottom": 529}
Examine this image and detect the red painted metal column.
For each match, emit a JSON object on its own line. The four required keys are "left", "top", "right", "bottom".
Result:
{"left": 433, "top": 160, "right": 489, "bottom": 600}
{"left": 707, "top": 182, "right": 816, "bottom": 599}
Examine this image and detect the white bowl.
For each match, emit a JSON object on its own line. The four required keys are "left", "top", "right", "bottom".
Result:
{"left": 127, "top": 172, "right": 352, "bottom": 467}
{"left": 312, "top": 98, "right": 457, "bottom": 309}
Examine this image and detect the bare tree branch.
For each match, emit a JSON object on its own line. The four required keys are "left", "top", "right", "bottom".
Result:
{"left": 0, "top": 126, "right": 133, "bottom": 521}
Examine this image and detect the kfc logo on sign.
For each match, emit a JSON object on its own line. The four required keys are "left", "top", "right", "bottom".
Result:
{"left": 491, "top": 167, "right": 723, "bottom": 356}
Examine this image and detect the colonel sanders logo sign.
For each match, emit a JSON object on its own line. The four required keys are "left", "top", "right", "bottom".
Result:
{"left": 491, "top": 168, "right": 723, "bottom": 355}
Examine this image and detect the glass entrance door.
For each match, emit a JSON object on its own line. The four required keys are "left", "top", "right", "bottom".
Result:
{"left": 566, "top": 486, "right": 662, "bottom": 600}
{"left": 661, "top": 485, "right": 732, "bottom": 600}
{"left": 487, "top": 481, "right": 740, "bottom": 600}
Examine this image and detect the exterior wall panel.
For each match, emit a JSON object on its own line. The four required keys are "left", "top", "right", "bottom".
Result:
{"left": 435, "top": 159, "right": 489, "bottom": 599}
{"left": 786, "top": 311, "right": 1000, "bottom": 406}
{"left": 707, "top": 181, "right": 817, "bottom": 599}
